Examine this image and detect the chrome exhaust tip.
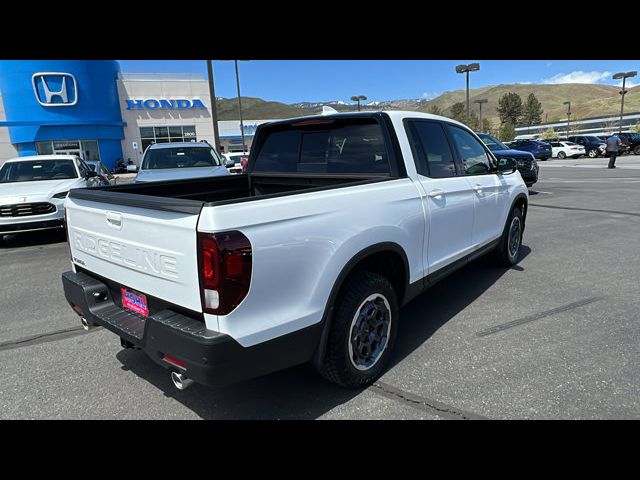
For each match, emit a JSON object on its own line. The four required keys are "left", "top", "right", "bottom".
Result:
{"left": 171, "top": 371, "right": 194, "bottom": 391}
{"left": 80, "top": 317, "right": 91, "bottom": 331}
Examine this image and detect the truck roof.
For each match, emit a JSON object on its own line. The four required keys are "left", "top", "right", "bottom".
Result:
{"left": 260, "top": 109, "right": 469, "bottom": 130}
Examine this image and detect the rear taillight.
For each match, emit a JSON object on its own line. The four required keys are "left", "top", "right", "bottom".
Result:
{"left": 198, "top": 231, "right": 252, "bottom": 315}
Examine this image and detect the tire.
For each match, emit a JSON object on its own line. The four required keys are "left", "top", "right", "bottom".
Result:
{"left": 557, "top": 151, "right": 566, "bottom": 159}
{"left": 634, "top": 146, "right": 640, "bottom": 155}
{"left": 588, "top": 149, "right": 598, "bottom": 158}
{"left": 494, "top": 207, "right": 524, "bottom": 267}
{"left": 319, "top": 271, "right": 399, "bottom": 388}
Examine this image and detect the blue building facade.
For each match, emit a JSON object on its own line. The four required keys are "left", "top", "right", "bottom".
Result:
{"left": 0, "top": 60, "right": 125, "bottom": 168}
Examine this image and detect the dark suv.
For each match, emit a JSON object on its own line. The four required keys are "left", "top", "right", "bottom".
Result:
{"left": 567, "top": 135, "right": 606, "bottom": 158}
{"left": 617, "top": 132, "right": 640, "bottom": 155}
{"left": 476, "top": 133, "right": 539, "bottom": 187}
{"left": 509, "top": 139, "right": 553, "bottom": 160}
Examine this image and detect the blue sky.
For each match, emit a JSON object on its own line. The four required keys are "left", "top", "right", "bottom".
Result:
{"left": 117, "top": 60, "right": 639, "bottom": 104}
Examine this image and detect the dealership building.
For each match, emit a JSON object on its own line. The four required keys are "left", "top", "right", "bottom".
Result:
{"left": 0, "top": 60, "right": 277, "bottom": 168}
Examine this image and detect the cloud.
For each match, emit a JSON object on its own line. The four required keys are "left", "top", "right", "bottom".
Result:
{"left": 421, "top": 92, "right": 440, "bottom": 100}
{"left": 543, "top": 70, "right": 612, "bottom": 84}
{"left": 516, "top": 81, "right": 533, "bottom": 85}
{"left": 615, "top": 79, "right": 639, "bottom": 89}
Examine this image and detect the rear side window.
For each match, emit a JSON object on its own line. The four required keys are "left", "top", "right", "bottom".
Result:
{"left": 252, "top": 119, "right": 392, "bottom": 175}
{"left": 408, "top": 121, "right": 457, "bottom": 178}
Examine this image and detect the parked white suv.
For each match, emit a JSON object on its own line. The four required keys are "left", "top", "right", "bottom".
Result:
{"left": 62, "top": 111, "right": 529, "bottom": 390}
{"left": 0, "top": 155, "right": 99, "bottom": 240}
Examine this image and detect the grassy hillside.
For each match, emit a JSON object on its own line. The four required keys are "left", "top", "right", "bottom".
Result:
{"left": 216, "top": 97, "right": 315, "bottom": 120}
{"left": 215, "top": 84, "right": 640, "bottom": 125}
{"left": 417, "top": 83, "right": 640, "bottom": 124}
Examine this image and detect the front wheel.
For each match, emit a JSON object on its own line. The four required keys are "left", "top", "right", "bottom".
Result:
{"left": 557, "top": 151, "right": 566, "bottom": 159}
{"left": 495, "top": 207, "right": 524, "bottom": 267}
{"left": 588, "top": 149, "right": 599, "bottom": 158}
{"left": 319, "top": 271, "right": 399, "bottom": 388}
{"left": 634, "top": 146, "right": 640, "bottom": 155}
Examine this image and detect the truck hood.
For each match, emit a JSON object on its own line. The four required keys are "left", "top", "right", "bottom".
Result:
{"left": 134, "top": 166, "right": 230, "bottom": 183}
{"left": 0, "top": 178, "right": 83, "bottom": 204}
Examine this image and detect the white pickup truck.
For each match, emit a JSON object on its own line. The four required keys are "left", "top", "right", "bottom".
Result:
{"left": 62, "top": 111, "right": 528, "bottom": 390}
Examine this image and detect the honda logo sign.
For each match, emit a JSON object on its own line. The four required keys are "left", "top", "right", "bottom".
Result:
{"left": 32, "top": 72, "right": 78, "bottom": 107}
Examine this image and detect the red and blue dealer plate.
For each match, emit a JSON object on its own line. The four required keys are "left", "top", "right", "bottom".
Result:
{"left": 121, "top": 288, "right": 149, "bottom": 317}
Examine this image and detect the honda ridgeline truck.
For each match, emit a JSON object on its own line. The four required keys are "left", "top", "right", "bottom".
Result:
{"left": 62, "top": 111, "right": 529, "bottom": 390}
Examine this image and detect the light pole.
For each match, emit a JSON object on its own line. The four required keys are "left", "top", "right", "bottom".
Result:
{"left": 350, "top": 95, "right": 367, "bottom": 111}
{"left": 455, "top": 63, "right": 480, "bottom": 122}
{"left": 474, "top": 98, "right": 488, "bottom": 132}
{"left": 234, "top": 60, "right": 247, "bottom": 153}
{"left": 206, "top": 60, "right": 221, "bottom": 152}
{"left": 563, "top": 101, "right": 571, "bottom": 137}
{"left": 612, "top": 71, "right": 637, "bottom": 134}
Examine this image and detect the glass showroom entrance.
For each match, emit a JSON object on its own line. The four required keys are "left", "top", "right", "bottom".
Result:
{"left": 36, "top": 140, "right": 101, "bottom": 161}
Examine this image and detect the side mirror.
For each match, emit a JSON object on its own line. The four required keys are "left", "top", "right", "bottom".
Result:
{"left": 496, "top": 157, "right": 517, "bottom": 173}
{"left": 85, "top": 170, "right": 98, "bottom": 178}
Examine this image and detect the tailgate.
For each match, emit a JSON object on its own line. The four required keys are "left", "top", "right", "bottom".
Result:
{"left": 65, "top": 189, "right": 204, "bottom": 313}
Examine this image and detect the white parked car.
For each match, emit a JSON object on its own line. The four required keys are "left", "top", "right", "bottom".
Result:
{"left": 222, "top": 152, "right": 249, "bottom": 174}
{"left": 549, "top": 141, "right": 586, "bottom": 159}
{"left": 62, "top": 111, "right": 528, "bottom": 390}
{"left": 0, "top": 155, "right": 99, "bottom": 240}
{"left": 134, "top": 142, "right": 230, "bottom": 183}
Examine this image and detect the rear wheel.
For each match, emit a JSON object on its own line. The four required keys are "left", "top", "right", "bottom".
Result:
{"left": 495, "top": 207, "right": 523, "bottom": 267}
{"left": 319, "top": 271, "right": 398, "bottom": 388}
{"left": 588, "top": 149, "right": 599, "bottom": 158}
{"left": 557, "top": 151, "right": 566, "bottom": 159}
{"left": 634, "top": 146, "right": 640, "bottom": 155}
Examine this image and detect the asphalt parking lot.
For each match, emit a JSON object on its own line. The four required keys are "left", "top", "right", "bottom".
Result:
{"left": 1, "top": 155, "right": 639, "bottom": 419}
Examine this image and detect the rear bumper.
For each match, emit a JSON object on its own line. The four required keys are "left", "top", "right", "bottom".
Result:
{"left": 62, "top": 270, "right": 320, "bottom": 387}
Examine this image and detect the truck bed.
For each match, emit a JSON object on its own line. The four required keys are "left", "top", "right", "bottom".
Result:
{"left": 69, "top": 173, "right": 393, "bottom": 213}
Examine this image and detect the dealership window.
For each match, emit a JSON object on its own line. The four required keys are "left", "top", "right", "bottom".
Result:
{"left": 140, "top": 125, "right": 197, "bottom": 151}
{"left": 36, "top": 140, "right": 100, "bottom": 161}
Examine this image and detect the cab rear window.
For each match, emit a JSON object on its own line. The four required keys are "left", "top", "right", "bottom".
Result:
{"left": 252, "top": 118, "right": 392, "bottom": 175}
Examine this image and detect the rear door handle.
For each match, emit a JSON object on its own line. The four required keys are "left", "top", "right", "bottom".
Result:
{"left": 428, "top": 189, "right": 445, "bottom": 198}
{"left": 472, "top": 184, "right": 483, "bottom": 193}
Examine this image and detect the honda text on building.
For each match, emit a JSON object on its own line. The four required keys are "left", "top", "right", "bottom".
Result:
{"left": 61, "top": 111, "right": 529, "bottom": 390}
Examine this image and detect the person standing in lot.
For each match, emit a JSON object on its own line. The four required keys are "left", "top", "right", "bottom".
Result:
{"left": 606, "top": 132, "right": 622, "bottom": 169}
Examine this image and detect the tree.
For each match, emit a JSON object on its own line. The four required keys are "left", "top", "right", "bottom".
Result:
{"left": 539, "top": 128, "right": 558, "bottom": 140}
{"left": 482, "top": 118, "right": 494, "bottom": 135}
{"left": 428, "top": 104, "right": 442, "bottom": 115}
{"left": 522, "top": 93, "right": 543, "bottom": 128}
{"left": 496, "top": 92, "right": 523, "bottom": 126}
{"left": 466, "top": 112, "right": 480, "bottom": 131}
{"left": 498, "top": 121, "right": 516, "bottom": 142}
{"left": 449, "top": 102, "right": 465, "bottom": 123}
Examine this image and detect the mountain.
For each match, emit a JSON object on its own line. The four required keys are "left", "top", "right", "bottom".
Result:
{"left": 215, "top": 97, "right": 315, "bottom": 120}
{"left": 217, "top": 84, "right": 640, "bottom": 124}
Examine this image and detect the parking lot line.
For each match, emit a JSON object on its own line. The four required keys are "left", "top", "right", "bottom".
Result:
{"left": 476, "top": 297, "right": 604, "bottom": 338}
{"left": 370, "top": 381, "right": 488, "bottom": 420}
{"left": 529, "top": 203, "right": 640, "bottom": 217}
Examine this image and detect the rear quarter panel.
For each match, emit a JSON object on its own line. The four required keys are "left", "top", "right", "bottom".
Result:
{"left": 198, "top": 178, "right": 425, "bottom": 347}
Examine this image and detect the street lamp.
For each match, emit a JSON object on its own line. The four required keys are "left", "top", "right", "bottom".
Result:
{"left": 563, "top": 101, "right": 571, "bottom": 137}
{"left": 474, "top": 99, "right": 488, "bottom": 132}
{"left": 205, "top": 60, "right": 221, "bottom": 153}
{"left": 350, "top": 95, "right": 367, "bottom": 111}
{"left": 612, "top": 71, "right": 637, "bottom": 134}
{"left": 222, "top": 60, "right": 250, "bottom": 153}
{"left": 455, "top": 63, "right": 480, "bottom": 122}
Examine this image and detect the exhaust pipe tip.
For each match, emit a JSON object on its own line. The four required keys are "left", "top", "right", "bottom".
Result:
{"left": 171, "top": 371, "right": 194, "bottom": 391}
{"left": 80, "top": 317, "right": 91, "bottom": 331}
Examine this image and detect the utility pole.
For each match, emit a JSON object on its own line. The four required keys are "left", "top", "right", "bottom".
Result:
{"left": 206, "top": 60, "right": 221, "bottom": 152}
{"left": 613, "top": 71, "right": 637, "bottom": 134}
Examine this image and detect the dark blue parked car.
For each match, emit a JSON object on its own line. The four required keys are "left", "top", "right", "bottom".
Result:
{"left": 476, "top": 133, "right": 539, "bottom": 187}
{"left": 509, "top": 139, "right": 553, "bottom": 161}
